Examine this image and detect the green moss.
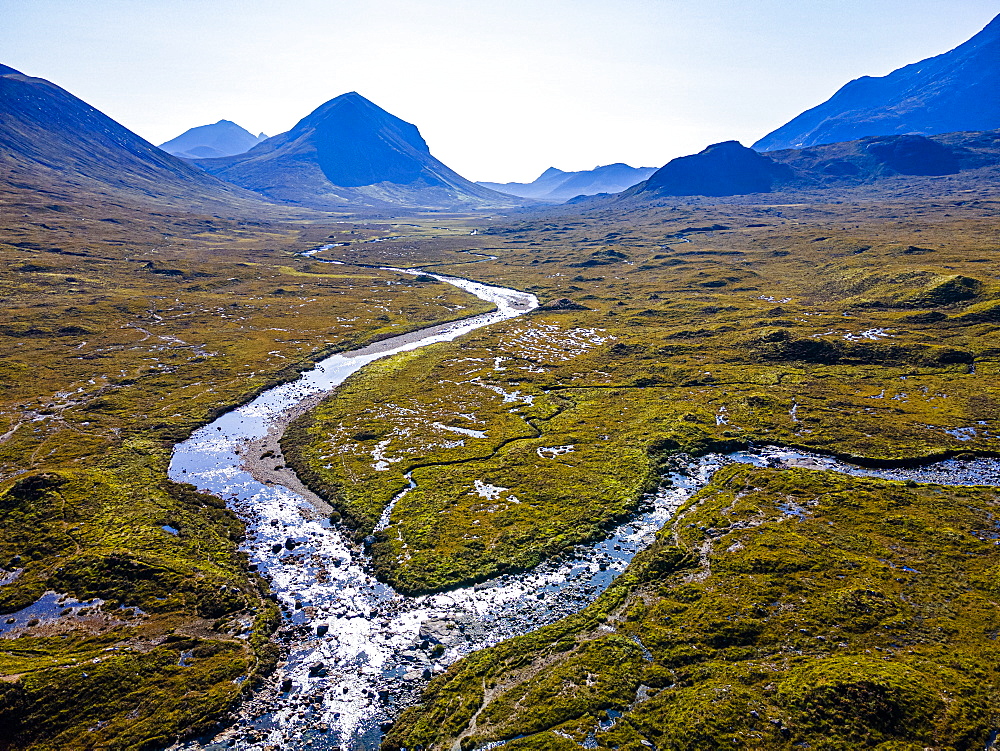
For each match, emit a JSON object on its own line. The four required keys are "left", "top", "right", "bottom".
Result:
{"left": 0, "top": 209, "right": 496, "bottom": 749}
{"left": 386, "top": 466, "right": 1000, "bottom": 750}
{"left": 7, "top": 160, "right": 1000, "bottom": 749}
{"left": 0, "top": 642, "right": 249, "bottom": 749}
{"left": 286, "top": 206, "right": 1000, "bottom": 593}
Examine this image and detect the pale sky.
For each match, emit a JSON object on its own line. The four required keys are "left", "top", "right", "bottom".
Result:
{"left": 2, "top": 0, "right": 998, "bottom": 182}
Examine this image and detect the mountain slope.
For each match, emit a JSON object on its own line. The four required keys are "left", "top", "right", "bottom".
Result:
{"left": 195, "top": 93, "right": 520, "bottom": 211}
{"left": 626, "top": 141, "right": 795, "bottom": 198}
{"left": 478, "top": 167, "right": 572, "bottom": 199}
{"left": 549, "top": 163, "right": 658, "bottom": 201}
{"left": 479, "top": 163, "right": 656, "bottom": 202}
{"left": 767, "top": 130, "right": 1000, "bottom": 181}
{"left": 159, "top": 120, "right": 266, "bottom": 159}
{"left": 620, "top": 131, "right": 1000, "bottom": 201}
{"left": 0, "top": 64, "right": 257, "bottom": 207}
{"left": 755, "top": 13, "right": 1000, "bottom": 151}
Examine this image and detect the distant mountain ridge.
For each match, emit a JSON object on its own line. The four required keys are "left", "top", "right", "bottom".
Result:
{"left": 622, "top": 130, "right": 1000, "bottom": 200}
{"left": 193, "top": 92, "right": 520, "bottom": 211}
{"left": 755, "top": 13, "right": 1000, "bottom": 151}
{"left": 0, "top": 64, "right": 255, "bottom": 206}
{"left": 160, "top": 120, "right": 267, "bottom": 160}
{"left": 478, "top": 163, "right": 656, "bottom": 202}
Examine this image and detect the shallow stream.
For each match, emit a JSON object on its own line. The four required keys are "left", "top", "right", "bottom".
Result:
{"left": 166, "top": 264, "right": 1000, "bottom": 751}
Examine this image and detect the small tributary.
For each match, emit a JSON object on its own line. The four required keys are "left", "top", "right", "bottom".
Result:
{"left": 167, "top": 263, "right": 1000, "bottom": 751}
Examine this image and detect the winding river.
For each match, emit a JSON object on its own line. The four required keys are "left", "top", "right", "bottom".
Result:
{"left": 167, "top": 264, "right": 1000, "bottom": 751}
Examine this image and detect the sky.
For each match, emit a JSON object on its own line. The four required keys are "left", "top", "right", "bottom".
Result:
{"left": 2, "top": 0, "right": 998, "bottom": 183}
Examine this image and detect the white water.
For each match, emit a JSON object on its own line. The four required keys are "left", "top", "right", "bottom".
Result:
{"left": 167, "top": 264, "right": 1000, "bottom": 751}
{"left": 169, "top": 270, "right": 557, "bottom": 750}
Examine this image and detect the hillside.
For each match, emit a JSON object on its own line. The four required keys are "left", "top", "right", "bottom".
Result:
{"left": 769, "top": 129, "right": 1000, "bottom": 183}
{"left": 629, "top": 141, "right": 794, "bottom": 197}
{"left": 755, "top": 13, "right": 1000, "bottom": 151}
{"left": 194, "top": 92, "right": 521, "bottom": 211}
{"left": 0, "top": 64, "right": 258, "bottom": 208}
{"left": 618, "top": 130, "right": 1000, "bottom": 201}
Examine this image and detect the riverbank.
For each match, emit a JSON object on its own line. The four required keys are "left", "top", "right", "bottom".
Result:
{"left": 0, "top": 211, "right": 500, "bottom": 750}
{"left": 388, "top": 456, "right": 1000, "bottom": 750}
{"left": 167, "top": 271, "right": 538, "bottom": 749}
{"left": 170, "top": 311, "right": 1000, "bottom": 751}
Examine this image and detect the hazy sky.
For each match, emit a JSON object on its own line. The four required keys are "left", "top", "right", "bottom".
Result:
{"left": 2, "top": 0, "right": 998, "bottom": 182}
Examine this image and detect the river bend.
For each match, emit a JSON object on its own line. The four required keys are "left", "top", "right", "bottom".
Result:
{"left": 167, "top": 267, "right": 1000, "bottom": 751}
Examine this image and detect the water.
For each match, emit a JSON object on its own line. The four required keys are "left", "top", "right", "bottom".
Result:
{"left": 730, "top": 445, "right": 1000, "bottom": 487}
{"left": 0, "top": 591, "right": 145, "bottom": 638}
{"left": 167, "top": 266, "right": 1000, "bottom": 751}
{"left": 170, "top": 270, "right": 547, "bottom": 750}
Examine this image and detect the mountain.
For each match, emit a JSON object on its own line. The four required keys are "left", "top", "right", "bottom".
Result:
{"left": 478, "top": 163, "right": 656, "bottom": 202}
{"left": 628, "top": 141, "right": 794, "bottom": 197}
{"left": 0, "top": 64, "right": 257, "bottom": 206}
{"left": 479, "top": 167, "right": 573, "bottom": 200}
{"left": 755, "top": 14, "right": 1000, "bottom": 151}
{"left": 623, "top": 130, "right": 1000, "bottom": 201}
{"left": 766, "top": 131, "right": 999, "bottom": 179}
{"left": 159, "top": 120, "right": 267, "bottom": 159}
{"left": 193, "top": 92, "right": 520, "bottom": 211}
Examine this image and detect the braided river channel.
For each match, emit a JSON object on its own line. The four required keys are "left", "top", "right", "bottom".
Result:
{"left": 168, "top": 265, "right": 1000, "bottom": 751}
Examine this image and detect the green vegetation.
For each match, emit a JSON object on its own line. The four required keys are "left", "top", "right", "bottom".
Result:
{"left": 386, "top": 465, "right": 1000, "bottom": 749}
{"left": 266, "top": 192, "right": 1000, "bottom": 749}
{"left": 0, "top": 194, "right": 493, "bottom": 749}
{"left": 283, "top": 196, "right": 1000, "bottom": 594}
{"left": 4, "top": 158, "right": 1000, "bottom": 750}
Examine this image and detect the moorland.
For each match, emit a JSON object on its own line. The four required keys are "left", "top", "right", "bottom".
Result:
{"left": 3, "top": 17, "right": 1000, "bottom": 748}
{"left": 280, "top": 183, "right": 1000, "bottom": 749}
{"left": 0, "top": 182, "right": 495, "bottom": 748}
{"left": 4, "top": 162, "right": 1000, "bottom": 750}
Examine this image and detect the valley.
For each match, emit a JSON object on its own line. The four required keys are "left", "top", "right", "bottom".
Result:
{"left": 4, "top": 177, "right": 1000, "bottom": 751}
{"left": 3, "top": 9, "right": 1000, "bottom": 750}
{"left": 0, "top": 198, "right": 499, "bottom": 748}
{"left": 276, "top": 193, "right": 1000, "bottom": 749}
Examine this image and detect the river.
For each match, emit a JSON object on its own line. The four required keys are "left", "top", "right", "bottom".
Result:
{"left": 167, "top": 264, "right": 1000, "bottom": 751}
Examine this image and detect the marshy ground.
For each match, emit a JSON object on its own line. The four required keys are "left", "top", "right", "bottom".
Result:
{"left": 0, "top": 193, "right": 492, "bottom": 748}
{"left": 281, "top": 191, "right": 1000, "bottom": 748}
{"left": 2, "top": 181, "right": 1000, "bottom": 749}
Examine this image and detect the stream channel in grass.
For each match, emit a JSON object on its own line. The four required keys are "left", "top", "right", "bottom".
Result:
{"left": 167, "top": 261, "right": 1000, "bottom": 751}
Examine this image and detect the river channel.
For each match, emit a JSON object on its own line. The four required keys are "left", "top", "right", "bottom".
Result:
{"left": 167, "top": 264, "right": 1000, "bottom": 751}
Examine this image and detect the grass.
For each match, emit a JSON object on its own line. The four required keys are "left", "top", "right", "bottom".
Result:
{"left": 282, "top": 195, "right": 1000, "bottom": 594}
{"left": 386, "top": 465, "right": 1000, "bottom": 750}
{"left": 265, "top": 190, "right": 1000, "bottom": 749}
{"left": 0, "top": 191, "right": 493, "bottom": 749}
{"left": 4, "top": 165, "right": 1000, "bottom": 749}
